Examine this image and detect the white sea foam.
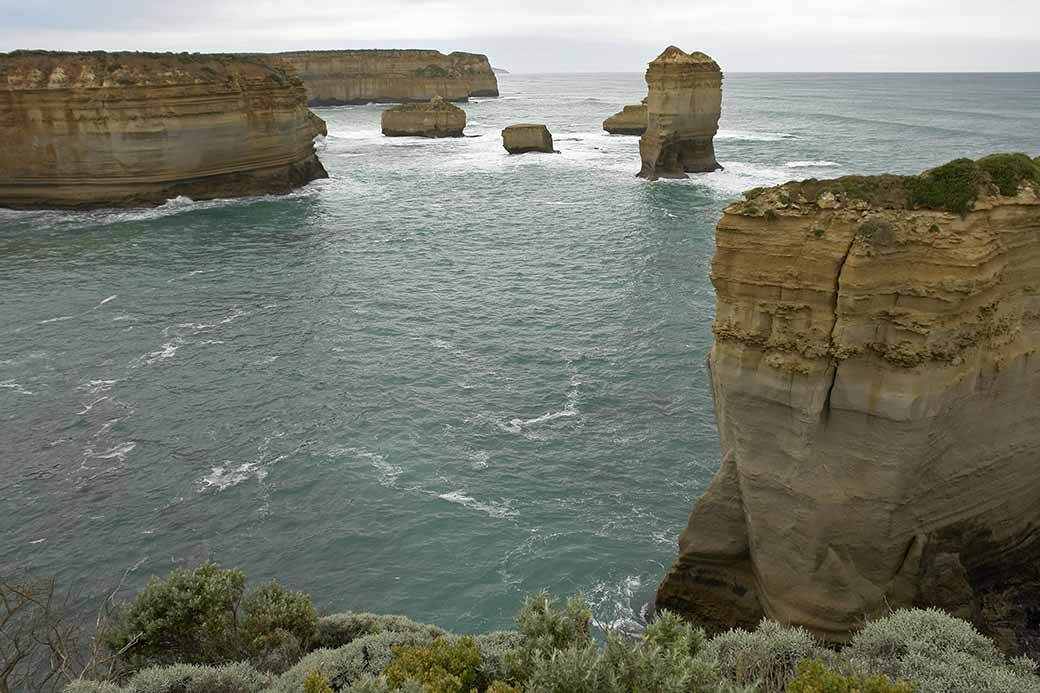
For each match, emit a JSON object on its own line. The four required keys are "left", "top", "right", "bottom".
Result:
{"left": 37, "top": 315, "right": 74, "bottom": 324}
{"left": 588, "top": 574, "right": 647, "bottom": 636}
{"left": 1, "top": 380, "right": 34, "bottom": 396}
{"left": 437, "top": 491, "right": 517, "bottom": 519}
{"left": 77, "top": 379, "right": 119, "bottom": 395}
{"left": 468, "top": 449, "right": 490, "bottom": 470}
{"left": 76, "top": 397, "right": 109, "bottom": 415}
{"left": 502, "top": 371, "right": 582, "bottom": 434}
{"left": 201, "top": 462, "right": 268, "bottom": 491}
{"left": 785, "top": 160, "right": 840, "bottom": 168}
{"left": 329, "top": 446, "right": 404, "bottom": 488}
{"left": 89, "top": 441, "right": 137, "bottom": 462}
{"left": 143, "top": 341, "right": 179, "bottom": 365}
{"left": 716, "top": 129, "right": 796, "bottom": 141}
{"left": 95, "top": 295, "right": 118, "bottom": 308}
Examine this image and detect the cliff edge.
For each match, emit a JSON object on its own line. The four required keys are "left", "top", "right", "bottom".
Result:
{"left": 0, "top": 51, "right": 327, "bottom": 209}
{"left": 656, "top": 154, "right": 1040, "bottom": 654}
{"left": 275, "top": 49, "right": 498, "bottom": 106}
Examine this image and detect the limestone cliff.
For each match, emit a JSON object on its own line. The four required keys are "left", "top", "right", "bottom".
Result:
{"left": 0, "top": 51, "right": 327, "bottom": 209}
{"left": 638, "top": 47, "right": 722, "bottom": 180}
{"left": 656, "top": 155, "right": 1040, "bottom": 653}
{"left": 275, "top": 50, "right": 498, "bottom": 106}
{"left": 603, "top": 101, "right": 647, "bottom": 136}
{"left": 381, "top": 96, "right": 466, "bottom": 137}
{"left": 502, "top": 124, "right": 554, "bottom": 154}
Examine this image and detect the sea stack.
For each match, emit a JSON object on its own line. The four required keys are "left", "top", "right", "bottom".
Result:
{"left": 502, "top": 124, "right": 555, "bottom": 154}
{"left": 637, "top": 47, "right": 722, "bottom": 180}
{"left": 603, "top": 101, "right": 647, "bottom": 135}
{"left": 655, "top": 155, "right": 1040, "bottom": 654}
{"left": 0, "top": 51, "right": 327, "bottom": 209}
{"left": 381, "top": 96, "right": 466, "bottom": 137}
{"left": 275, "top": 50, "right": 498, "bottom": 106}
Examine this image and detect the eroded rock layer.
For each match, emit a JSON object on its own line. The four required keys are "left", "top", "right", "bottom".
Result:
{"left": 276, "top": 50, "right": 498, "bottom": 106}
{"left": 603, "top": 102, "right": 647, "bottom": 135}
{"left": 638, "top": 46, "right": 722, "bottom": 180}
{"left": 657, "top": 158, "right": 1040, "bottom": 653}
{"left": 0, "top": 51, "right": 327, "bottom": 209}
{"left": 381, "top": 96, "right": 466, "bottom": 137}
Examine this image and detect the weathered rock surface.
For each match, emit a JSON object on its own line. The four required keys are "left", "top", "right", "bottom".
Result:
{"left": 656, "top": 157, "right": 1040, "bottom": 653}
{"left": 502, "top": 124, "right": 554, "bottom": 154}
{"left": 275, "top": 50, "right": 498, "bottom": 106}
{"left": 603, "top": 101, "right": 647, "bottom": 135}
{"left": 0, "top": 51, "right": 327, "bottom": 209}
{"left": 638, "top": 46, "right": 722, "bottom": 180}
{"left": 381, "top": 96, "right": 466, "bottom": 137}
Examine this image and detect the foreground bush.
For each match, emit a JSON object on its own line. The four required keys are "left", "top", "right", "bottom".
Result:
{"left": 706, "top": 620, "right": 829, "bottom": 693}
{"left": 384, "top": 637, "right": 482, "bottom": 692}
{"left": 269, "top": 630, "right": 436, "bottom": 692}
{"left": 318, "top": 612, "right": 447, "bottom": 649}
{"left": 786, "top": 659, "right": 913, "bottom": 693}
{"left": 106, "top": 562, "right": 317, "bottom": 671}
{"left": 845, "top": 608, "right": 1040, "bottom": 693}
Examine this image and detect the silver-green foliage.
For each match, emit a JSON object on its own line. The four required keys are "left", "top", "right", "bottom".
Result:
{"left": 269, "top": 630, "right": 435, "bottom": 693}
{"left": 508, "top": 592, "right": 592, "bottom": 680}
{"left": 473, "top": 631, "right": 523, "bottom": 685}
{"left": 705, "top": 620, "right": 825, "bottom": 693}
{"left": 846, "top": 608, "right": 1040, "bottom": 693}
{"left": 316, "top": 612, "right": 446, "bottom": 649}
{"left": 525, "top": 644, "right": 618, "bottom": 693}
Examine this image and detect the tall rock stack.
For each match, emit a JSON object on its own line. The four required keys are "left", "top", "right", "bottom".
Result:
{"left": 656, "top": 156, "right": 1040, "bottom": 654}
{"left": 0, "top": 51, "right": 327, "bottom": 209}
{"left": 637, "top": 47, "right": 722, "bottom": 180}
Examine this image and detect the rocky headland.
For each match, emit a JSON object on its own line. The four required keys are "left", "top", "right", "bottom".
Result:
{"left": 381, "top": 96, "right": 466, "bottom": 137}
{"left": 502, "top": 124, "right": 555, "bottom": 154}
{"left": 638, "top": 46, "right": 722, "bottom": 180}
{"left": 275, "top": 49, "right": 498, "bottom": 106}
{"left": 0, "top": 51, "right": 327, "bottom": 209}
{"left": 656, "top": 154, "right": 1040, "bottom": 656}
{"left": 603, "top": 101, "right": 647, "bottom": 135}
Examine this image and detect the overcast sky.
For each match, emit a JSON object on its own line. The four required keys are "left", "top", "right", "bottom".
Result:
{"left": 1, "top": 0, "right": 1036, "bottom": 72}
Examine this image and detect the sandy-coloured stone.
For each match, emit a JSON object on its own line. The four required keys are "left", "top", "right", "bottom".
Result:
{"left": 275, "top": 50, "right": 498, "bottom": 106}
{"left": 638, "top": 46, "right": 722, "bottom": 180}
{"left": 603, "top": 102, "right": 647, "bottom": 135}
{"left": 502, "top": 124, "right": 554, "bottom": 154}
{"left": 656, "top": 169, "right": 1040, "bottom": 649}
{"left": 381, "top": 96, "right": 466, "bottom": 137}
{"left": 0, "top": 51, "right": 327, "bottom": 209}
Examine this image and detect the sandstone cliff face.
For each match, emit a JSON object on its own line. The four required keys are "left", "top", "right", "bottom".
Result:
{"left": 381, "top": 96, "right": 466, "bottom": 137}
{"left": 0, "top": 51, "right": 327, "bottom": 209}
{"left": 638, "top": 47, "right": 722, "bottom": 180}
{"left": 657, "top": 157, "right": 1040, "bottom": 652}
{"left": 603, "top": 102, "right": 647, "bottom": 135}
{"left": 276, "top": 50, "right": 498, "bottom": 106}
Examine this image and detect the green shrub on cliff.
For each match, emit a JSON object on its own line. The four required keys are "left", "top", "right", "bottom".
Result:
{"left": 317, "top": 612, "right": 447, "bottom": 649}
{"left": 105, "top": 562, "right": 317, "bottom": 672}
{"left": 976, "top": 153, "right": 1040, "bottom": 196}
{"left": 507, "top": 592, "right": 592, "bottom": 681}
{"left": 844, "top": 608, "right": 1040, "bottom": 693}
{"left": 384, "top": 637, "right": 482, "bottom": 692}
{"left": 706, "top": 620, "right": 829, "bottom": 693}
{"left": 904, "top": 158, "right": 981, "bottom": 216}
{"left": 786, "top": 659, "right": 913, "bottom": 693}
{"left": 120, "top": 662, "right": 270, "bottom": 693}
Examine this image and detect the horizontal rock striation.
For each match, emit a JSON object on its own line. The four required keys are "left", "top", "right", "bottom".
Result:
{"left": 603, "top": 102, "right": 647, "bottom": 135}
{"left": 0, "top": 51, "right": 327, "bottom": 209}
{"left": 656, "top": 156, "right": 1040, "bottom": 653}
{"left": 381, "top": 96, "right": 466, "bottom": 137}
{"left": 275, "top": 50, "right": 498, "bottom": 106}
{"left": 638, "top": 46, "right": 722, "bottom": 180}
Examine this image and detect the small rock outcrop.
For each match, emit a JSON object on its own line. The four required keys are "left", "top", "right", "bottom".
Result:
{"left": 637, "top": 47, "right": 722, "bottom": 180}
{"left": 275, "top": 50, "right": 498, "bottom": 106}
{"left": 0, "top": 51, "right": 327, "bottom": 209}
{"left": 381, "top": 96, "right": 466, "bottom": 137}
{"left": 656, "top": 155, "right": 1040, "bottom": 654}
{"left": 502, "top": 124, "right": 554, "bottom": 154}
{"left": 603, "top": 101, "right": 647, "bottom": 135}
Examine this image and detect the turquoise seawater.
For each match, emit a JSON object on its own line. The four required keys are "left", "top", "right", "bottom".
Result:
{"left": 3, "top": 73, "right": 1039, "bottom": 634}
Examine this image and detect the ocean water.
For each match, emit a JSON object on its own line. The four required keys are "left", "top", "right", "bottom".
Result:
{"left": 2, "top": 72, "right": 1039, "bottom": 634}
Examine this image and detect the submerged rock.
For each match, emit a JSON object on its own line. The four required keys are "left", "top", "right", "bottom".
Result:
{"left": 502, "top": 124, "right": 555, "bottom": 154}
{"left": 656, "top": 157, "right": 1040, "bottom": 652}
{"left": 275, "top": 49, "right": 498, "bottom": 106}
{"left": 603, "top": 101, "right": 647, "bottom": 135}
{"left": 0, "top": 50, "right": 327, "bottom": 209}
{"left": 381, "top": 96, "right": 466, "bottom": 137}
{"left": 637, "top": 46, "right": 722, "bottom": 180}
